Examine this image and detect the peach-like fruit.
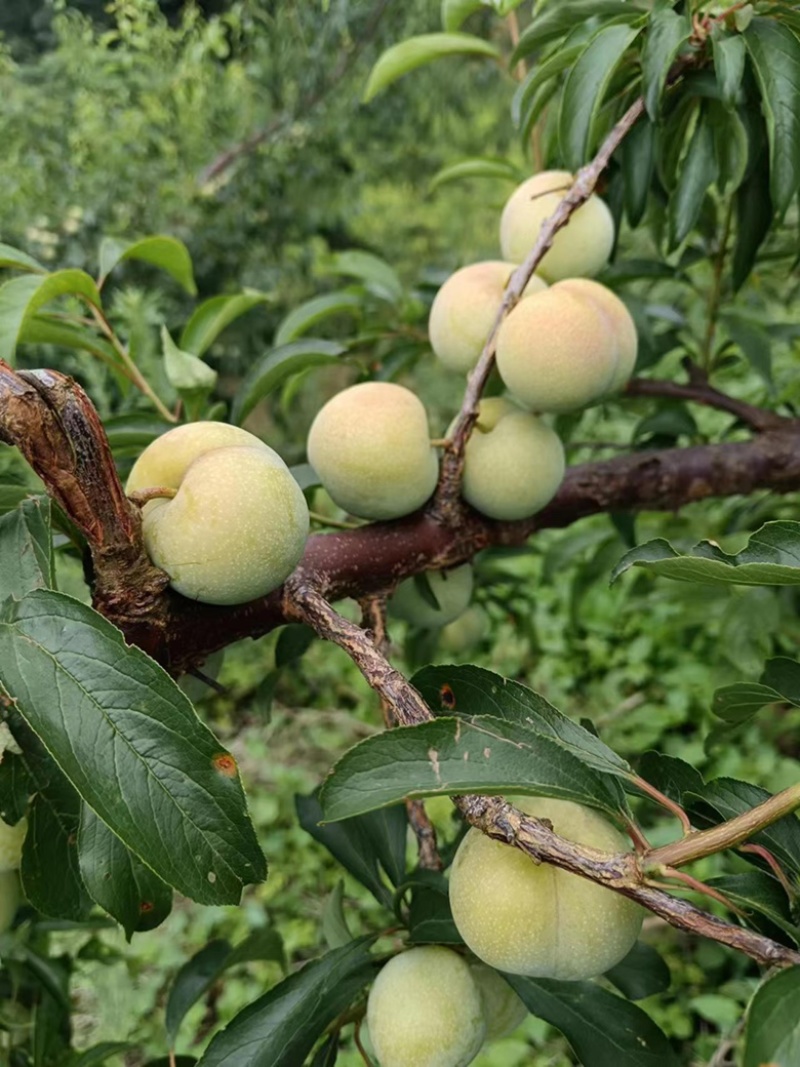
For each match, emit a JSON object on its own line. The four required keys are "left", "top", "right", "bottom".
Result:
{"left": 0, "top": 816, "right": 27, "bottom": 873}
{"left": 429, "top": 262, "right": 547, "bottom": 374}
{"left": 439, "top": 605, "right": 489, "bottom": 655}
{"left": 500, "top": 171, "right": 614, "bottom": 282}
{"left": 495, "top": 286, "right": 618, "bottom": 413}
{"left": 307, "top": 382, "right": 438, "bottom": 520}
{"left": 557, "top": 278, "right": 638, "bottom": 392}
{"left": 366, "top": 946, "right": 486, "bottom": 1067}
{"left": 469, "top": 961, "right": 528, "bottom": 1041}
{"left": 126, "top": 422, "right": 309, "bottom": 605}
{"left": 456, "top": 397, "right": 565, "bottom": 520}
{"left": 390, "top": 564, "right": 474, "bottom": 629}
{"left": 449, "top": 797, "right": 643, "bottom": 981}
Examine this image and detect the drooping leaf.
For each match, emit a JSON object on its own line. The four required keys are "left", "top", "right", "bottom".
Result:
{"left": 78, "top": 805, "right": 172, "bottom": 938}
{"left": 710, "top": 104, "right": 749, "bottom": 196}
{"left": 0, "top": 243, "right": 47, "bottom": 274}
{"left": 363, "top": 34, "right": 500, "bottom": 103}
{"left": 0, "top": 271, "right": 101, "bottom": 365}
{"left": 429, "top": 157, "right": 522, "bottom": 192}
{"left": 732, "top": 151, "right": 772, "bottom": 289}
{"left": 161, "top": 327, "right": 217, "bottom": 401}
{"left": 198, "top": 940, "right": 377, "bottom": 1067}
{"left": 708, "top": 872, "right": 800, "bottom": 946}
{"left": 0, "top": 590, "right": 266, "bottom": 905}
{"left": 743, "top": 966, "right": 800, "bottom": 1067}
{"left": 179, "top": 291, "right": 273, "bottom": 357}
{"left": 310, "top": 1035, "right": 339, "bottom": 1067}
{"left": 0, "top": 497, "right": 54, "bottom": 601}
{"left": 232, "top": 339, "right": 346, "bottom": 425}
{"left": 405, "top": 870, "right": 463, "bottom": 945}
{"left": 441, "top": 0, "right": 484, "bottom": 32}
{"left": 512, "top": 1, "right": 643, "bottom": 62}
{"left": 324, "top": 250, "right": 403, "bottom": 304}
{"left": 98, "top": 236, "right": 196, "bottom": 295}
{"left": 744, "top": 18, "right": 800, "bottom": 219}
{"left": 507, "top": 975, "right": 679, "bottom": 1066}
{"left": 723, "top": 312, "right": 773, "bottom": 386}
{"left": 322, "top": 881, "right": 352, "bottom": 949}
{"left": 559, "top": 24, "right": 642, "bottom": 170}
{"left": 17, "top": 313, "right": 119, "bottom": 366}
{"left": 611, "top": 522, "right": 800, "bottom": 586}
{"left": 604, "top": 941, "right": 672, "bottom": 1001}
{"left": 511, "top": 45, "right": 584, "bottom": 128}
{"left": 711, "top": 26, "right": 746, "bottom": 107}
{"left": 275, "top": 625, "right": 316, "bottom": 668}
{"left": 668, "top": 108, "right": 718, "bottom": 249}
{"left": 320, "top": 716, "right": 627, "bottom": 823}
{"left": 166, "top": 940, "right": 234, "bottom": 1044}
{"left": 642, "top": 7, "right": 692, "bottom": 120}
{"left": 274, "top": 291, "right": 363, "bottom": 346}
{"left": 621, "top": 117, "right": 656, "bottom": 227}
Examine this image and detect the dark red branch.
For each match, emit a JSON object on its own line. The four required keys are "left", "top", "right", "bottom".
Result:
{"left": 626, "top": 375, "right": 790, "bottom": 433}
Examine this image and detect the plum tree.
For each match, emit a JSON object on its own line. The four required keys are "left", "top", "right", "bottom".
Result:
{"left": 499, "top": 171, "right": 614, "bottom": 282}
{"left": 126, "top": 422, "right": 309, "bottom": 605}
{"left": 390, "top": 563, "right": 474, "bottom": 628}
{"left": 454, "top": 397, "right": 565, "bottom": 520}
{"left": 469, "top": 962, "right": 528, "bottom": 1041}
{"left": 428, "top": 261, "right": 547, "bottom": 373}
{"left": 557, "top": 278, "right": 638, "bottom": 392}
{"left": 495, "top": 283, "right": 620, "bottom": 413}
{"left": 366, "top": 946, "right": 486, "bottom": 1067}
{"left": 448, "top": 797, "right": 643, "bottom": 980}
{"left": 307, "top": 381, "right": 439, "bottom": 520}
{"left": 0, "top": 871, "right": 19, "bottom": 936}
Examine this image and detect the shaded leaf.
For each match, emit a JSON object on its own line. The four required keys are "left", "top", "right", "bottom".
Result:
{"left": 232, "top": 339, "right": 346, "bottom": 425}
{"left": 70, "top": 1043, "right": 135, "bottom": 1066}
{"left": 180, "top": 292, "right": 273, "bottom": 357}
{"left": 743, "top": 966, "right": 800, "bottom": 1067}
{"left": 274, "top": 291, "right": 362, "bottom": 346}
{"left": 166, "top": 940, "right": 233, "bottom": 1044}
{"left": 732, "top": 152, "right": 771, "bottom": 289}
{"left": 708, "top": 872, "right": 800, "bottom": 946}
{"left": 0, "top": 497, "right": 54, "bottom": 601}
{"left": 636, "top": 751, "right": 704, "bottom": 807}
{"left": 363, "top": 34, "right": 500, "bottom": 103}
{"left": 0, "top": 271, "right": 101, "bottom": 365}
{"left": 622, "top": 118, "right": 656, "bottom": 227}
{"left": 711, "top": 682, "right": 782, "bottom": 723}
{"left": 642, "top": 8, "right": 692, "bottom": 120}
{"left": 511, "top": 47, "right": 584, "bottom": 128}
{"left": 723, "top": 312, "right": 773, "bottom": 385}
{"left": 668, "top": 108, "right": 718, "bottom": 249}
{"left": 275, "top": 625, "right": 315, "bottom": 668}
{"left": 762, "top": 657, "right": 800, "bottom": 705}
{"left": 711, "top": 27, "right": 746, "bottom": 107}
{"left": 98, "top": 236, "right": 196, "bottom": 295}
{"left": 103, "top": 413, "right": 173, "bottom": 453}
{"left": 429, "top": 157, "right": 522, "bottom": 192}
{"left": 17, "top": 313, "right": 119, "bottom": 365}
{"left": 512, "top": 1, "right": 642, "bottom": 62}
{"left": 324, "top": 250, "right": 403, "bottom": 303}
{"left": 322, "top": 881, "right": 352, "bottom": 949}
{"left": 604, "top": 941, "right": 672, "bottom": 1001}
{"left": 0, "top": 243, "right": 46, "bottom": 274}
{"left": 405, "top": 871, "right": 463, "bottom": 945}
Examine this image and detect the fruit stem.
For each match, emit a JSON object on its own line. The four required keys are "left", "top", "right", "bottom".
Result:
{"left": 128, "top": 486, "right": 178, "bottom": 506}
{"left": 354, "top": 1020, "right": 375, "bottom": 1066}
{"left": 308, "top": 510, "right": 361, "bottom": 530}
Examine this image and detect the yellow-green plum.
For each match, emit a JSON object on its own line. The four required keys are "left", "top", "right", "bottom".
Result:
{"left": 439, "top": 605, "right": 489, "bottom": 655}
{"left": 366, "top": 946, "right": 486, "bottom": 1067}
{"left": 454, "top": 397, "right": 565, "bottom": 520}
{"left": 469, "top": 962, "right": 528, "bottom": 1041}
{"left": 449, "top": 798, "right": 643, "bottom": 981}
{"left": 307, "top": 382, "right": 439, "bottom": 520}
{"left": 557, "top": 278, "right": 638, "bottom": 392}
{"left": 0, "top": 816, "right": 27, "bottom": 873}
{"left": 390, "top": 564, "right": 473, "bottom": 629}
{"left": 429, "top": 261, "right": 547, "bottom": 374}
{"left": 495, "top": 285, "right": 618, "bottom": 413}
{"left": 0, "top": 870, "right": 19, "bottom": 935}
{"left": 126, "top": 422, "right": 309, "bottom": 606}
{"left": 499, "top": 171, "right": 615, "bottom": 282}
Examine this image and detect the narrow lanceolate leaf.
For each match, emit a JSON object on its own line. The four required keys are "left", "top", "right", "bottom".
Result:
{"left": 320, "top": 716, "right": 626, "bottom": 823}
{"left": 732, "top": 154, "right": 772, "bottom": 289}
{"left": 611, "top": 521, "right": 800, "bottom": 586}
{"left": 711, "top": 26, "right": 746, "bottom": 107}
{"left": 411, "top": 665, "right": 633, "bottom": 782}
{"left": 743, "top": 966, "right": 800, "bottom": 1067}
{"left": 744, "top": 18, "right": 800, "bottom": 219}
{"left": 98, "top": 236, "right": 196, "bottom": 294}
{"left": 441, "top": 0, "right": 484, "bottom": 32}
{"left": 179, "top": 291, "right": 273, "bottom": 356}
{"left": 363, "top": 34, "right": 500, "bottom": 103}
{"left": 78, "top": 805, "right": 172, "bottom": 938}
{"left": 0, "top": 498, "right": 53, "bottom": 601}
{"left": 232, "top": 339, "right": 346, "bottom": 424}
{"left": 668, "top": 108, "right": 718, "bottom": 249}
{"left": 0, "top": 590, "right": 266, "bottom": 904}
{"left": 324, "top": 250, "right": 403, "bottom": 304}
{"left": 0, "top": 243, "right": 46, "bottom": 274}
{"left": 622, "top": 118, "right": 656, "bottom": 227}
{"left": 512, "top": 1, "right": 643, "bottom": 63}
{"left": 429, "top": 157, "right": 522, "bottom": 192}
{"left": 506, "top": 975, "right": 679, "bottom": 1067}
{"left": 274, "top": 290, "right": 362, "bottom": 346}
{"left": 17, "top": 313, "right": 118, "bottom": 365}
{"left": 642, "top": 8, "right": 692, "bottom": 120}
{"left": 559, "top": 24, "right": 642, "bottom": 169}
{"left": 0, "top": 270, "right": 101, "bottom": 365}
{"left": 198, "top": 941, "right": 377, "bottom": 1067}
{"left": 511, "top": 46, "right": 584, "bottom": 128}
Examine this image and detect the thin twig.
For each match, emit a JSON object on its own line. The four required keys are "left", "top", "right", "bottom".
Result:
{"left": 625, "top": 372, "right": 789, "bottom": 433}
{"left": 89, "top": 305, "right": 176, "bottom": 423}
{"left": 631, "top": 775, "right": 693, "bottom": 835}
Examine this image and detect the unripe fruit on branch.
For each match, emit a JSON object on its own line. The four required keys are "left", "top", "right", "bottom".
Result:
{"left": 429, "top": 261, "right": 547, "bottom": 374}
{"left": 469, "top": 961, "right": 528, "bottom": 1041}
{"left": 366, "top": 946, "right": 486, "bottom": 1067}
{"left": 440, "top": 605, "right": 489, "bottom": 655}
{"left": 495, "top": 285, "right": 618, "bottom": 413}
{"left": 449, "top": 797, "right": 643, "bottom": 981}
{"left": 390, "top": 564, "right": 474, "bottom": 629}
{"left": 0, "top": 870, "right": 20, "bottom": 935}
{"left": 307, "top": 382, "right": 439, "bottom": 520}
{"left": 453, "top": 397, "right": 565, "bottom": 520}
{"left": 126, "top": 422, "right": 309, "bottom": 606}
{"left": 557, "top": 278, "right": 638, "bottom": 392}
{"left": 500, "top": 171, "right": 614, "bottom": 282}
{"left": 0, "top": 816, "right": 27, "bottom": 873}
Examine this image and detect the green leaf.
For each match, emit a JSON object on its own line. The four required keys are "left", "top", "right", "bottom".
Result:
{"left": 668, "top": 108, "right": 718, "bottom": 249}
{"left": 559, "top": 24, "right": 641, "bottom": 169}
{"left": 0, "top": 498, "right": 54, "bottom": 601}
{"left": 711, "top": 27, "right": 746, "bottom": 107}
{"left": 708, "top": 872, "right": 800, "bottom": 946}
{"left": 232, "top": 338, "right": 346, "bottom": 425}
{"left": 762, "top": 657, "right": 800, "bottom": 705}
{"left": 0, "top": 590, "right": 266, "bottom": 905}
{"left": 711, "top": 682, "right": 782, "bottom": 723}
{"left": 0, "top": 243, "right": 47, "bottom": 274}
{"left": 78, "top": 805, "right": 172, "bottom": 938}
{"left": 179, "top": 291, "right": 273, "bottom": 357}
{"left": 70, "top": 1042, "right": 135, "bottom": 1066}
{"left": 622, "top": 118, "right": 656, "bottom": 227}
{"left": 322, "top": 880, "right": 352, "bottom": 949}
{"left": 406, "top": 871, "right": 463, "bottom": 945}
{"left": 0, "top": 270, "right": 101, "bottom": 365}
{"left": 166, "top": 940, "right": 233, "bottom": 1044}
{"left": 637, "top": 751, "right": 704, "bottom": 807}
{"left": 711, "top": 105, "right": 749, "bottom": 196}
{"left": 441, "top": 0, "right": 484, "bottom": 31}
{"left": 611, "top": 521, "right": 800, "bottom": 586}
{"left": 98, "top": 236, "right": 196, "bottom": 295}
{"left": 604, "top": 942, "right": 672, "bottom": 1001}
{"left": 102, "top": 413, "right": 173, "bottom": 454}
{"left": 161, "top": 327, "right": 217, "bottom": 398}
{"left": 324, "top": 250, "right": 403, "bottom": 304}
{"left": 511, "top": 45, "right": 585, "bottom": 128}
{"left": 363, "top": 34, "right": 500, "bottom": 103}
{"left": 723, "top": 312, "right": 773, "bottom": 385}
{"left": 198, "top": 940, "right": 377, "bottom": 1067}
{"left": 507, "top": 975, "right": 679, "bottom": 1066}
{"left": 744, "top": 18, "right": 800, "bottom": 219}
{"left": 732, "top": 153, "right": 772, "bottom": 289}
{"left": 411, "top": 665, "right": 633, "bottom": 783}
{"left": 429, "top": 157, "right": 522, "bottom": 192}
{"left": 512, "top": 1, "right": 643, "bottom": 62}
{"left": 274, "top": 624, "right": 315, "bottom": 668}
{"left": 274, "top": 291, "right": 363, "bottom": 346}
{"left": 17, "top": 313, "right": 118, "bottom": 366}
{"left": 642, "top": 8, "right": 692, "bottom": 120}
{"left": 743, "top": 966, "right": 800, "bottom": 1066}
{"left": 320, "top": 716, "right": 626, "bottom": 823}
